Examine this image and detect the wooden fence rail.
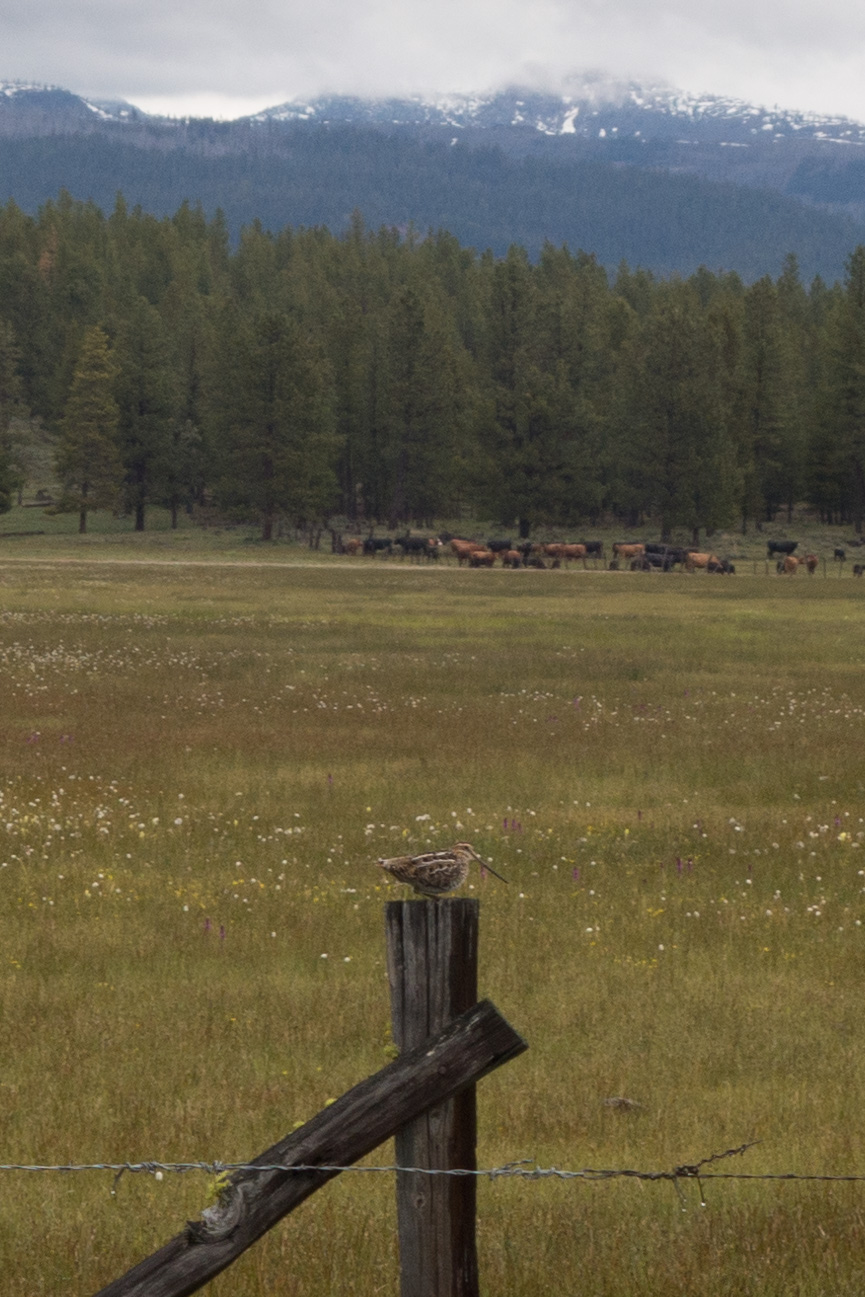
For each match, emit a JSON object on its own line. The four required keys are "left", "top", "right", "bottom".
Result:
{"left": 93, "top": 997, "right": 527, "bottom": 1297}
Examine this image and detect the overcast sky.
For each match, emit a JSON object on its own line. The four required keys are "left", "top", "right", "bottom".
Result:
{"left": 3, "top": 0, "right": 865, "bottom": 123}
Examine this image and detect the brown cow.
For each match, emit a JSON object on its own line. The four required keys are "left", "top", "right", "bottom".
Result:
{"left": 684, "top": 552, "right": 720, "bottom": 572}
{"left": 468, "top": 549, "right": 496, "bottom": 568}
{"left": 343, "top": 538, "right": 363, "bottom": 555}
{"left": 450, "top": 538, "right": 484, "bottom": 565}
{"left": 612, "top": 542, "right": 645, "bottom": 561}
{"left": 778, "top": 555, "right": 800, "bottom": 575}
{"left": 559, "top": 543, "right": 588, "bottom": 566}
{"left": 538, "top": 542, "right": 588, "bottom": 566}
{"left": 803, "top": 553, "right": 818, "bottom": 575}
{"left": 501, "top": 549, "right": 524, "bottom": 568}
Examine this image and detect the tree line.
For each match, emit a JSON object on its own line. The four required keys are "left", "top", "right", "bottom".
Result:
{"left": 2, "top": 190, "right": 865, "bottom": 540}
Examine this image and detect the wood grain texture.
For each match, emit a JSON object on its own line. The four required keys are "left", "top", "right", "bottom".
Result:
{"left": 386, "top": 899, "right": 482, "bottom": 1297}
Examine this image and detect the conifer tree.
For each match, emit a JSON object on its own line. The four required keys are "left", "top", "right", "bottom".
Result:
{"left": 0, "top": 320, "right": 19, "bottom": 515}
{"left": 819, "top": 247, "right": 865, "bottom": 529}
{"left": 114, "top": 297, "right": 178, "bottom": 530}
{"left": 476, "top": 246, "right": 576, "bottom": 536}
{"left": 0, "top": 452, "right": 13, "bottom": 513}
{"left": 737, "top": 275, "right": 808, "bottom": 524}
{"left": 209, "top": 310, "right": 337, "bottom": 540}
{"left": 55, "top": 325, "right": 122, "bottom": 532}
{"left": 611, "top": 281, "right": 738, "bottom": 541}
{"left": 376, "top": 282, "right": 472, "bottom": 526}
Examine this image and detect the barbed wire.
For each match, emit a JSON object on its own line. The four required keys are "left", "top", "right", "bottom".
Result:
{"left": 4, "top": 1143, "right": 865, "bottom": 1203}
{"left": 0, "top": 1143, "right": 753, "bottom": 1182}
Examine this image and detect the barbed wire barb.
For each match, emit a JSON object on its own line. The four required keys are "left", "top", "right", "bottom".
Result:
{"left": 670, "top": 1141, "right": 761, "bottom": 1209}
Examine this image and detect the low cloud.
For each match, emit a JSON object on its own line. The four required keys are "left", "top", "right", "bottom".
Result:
{"left": 3, "top": 0, "right": 865, "bottom": 121}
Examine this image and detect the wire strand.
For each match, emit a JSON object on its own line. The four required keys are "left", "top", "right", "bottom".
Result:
{"left": 3, "top": 1142, "right": 864, "bottom": 1185}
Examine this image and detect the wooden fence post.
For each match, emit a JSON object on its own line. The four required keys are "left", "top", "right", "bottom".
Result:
{"left": 386, "top": 898, "right": 481, "bottom": 1297}
{"left": 92, "top": 998, "right": 526, "bottom": 1297}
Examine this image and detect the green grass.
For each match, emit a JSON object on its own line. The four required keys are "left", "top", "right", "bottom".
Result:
{"left": 2, "top": 550, "right": 865, "bottom": 1293}
{"left": 1, "top": 488, "right": 864, "bottom": 567}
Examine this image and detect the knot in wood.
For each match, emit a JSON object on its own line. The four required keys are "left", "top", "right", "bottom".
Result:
{"left": 186, "top": 1182, "right": 247, "bottom": 1244}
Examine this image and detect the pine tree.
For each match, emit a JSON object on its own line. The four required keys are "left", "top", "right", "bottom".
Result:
{"left": 0, "top": 451, "right": 13, "bottom": 513}
{"left": 209, "top": 310, "right": 337, "bottom": 541}
{"left": 737, "top": 276, "right": 807, "bottom": 524}
{"left": 476, "top": 246, "right": 576, "bottom": 536}
{"left": 114, "top": 297, "right": 178, "bottom": 530}
{"left": 0, "top": 320, "right": 19, "bottom": 515}
{"left": 0, "top": 319, "right": 37, "bottom": 506}
{"left": 819, "top": 247, "right": 865, "bottom": 529}
{"left": 55, "top": 325, "right": 123, "bottom": 532}
{"left": 376, "top": 282, "right": 472, "bottom": 526}
{"left": 611, "top": 281, "right": 737, "bottom": 541}
{"left": 157, "top": 263, "right": 212, "bottom": 526}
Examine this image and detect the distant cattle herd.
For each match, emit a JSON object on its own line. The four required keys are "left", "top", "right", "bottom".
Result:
{"left": 337, "top": 532, "right": 865, "bottom": 575}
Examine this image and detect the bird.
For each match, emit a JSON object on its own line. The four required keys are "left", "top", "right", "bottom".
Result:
{"left": 377, "top": 841, "right": 508, "bottom": 897}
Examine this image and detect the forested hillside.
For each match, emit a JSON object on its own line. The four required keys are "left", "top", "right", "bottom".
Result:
{"left": 0, "top": 128, "right": 863, "bottom": 282}
{"left": 1, "top": 193, "right": 865, "bottom": 540}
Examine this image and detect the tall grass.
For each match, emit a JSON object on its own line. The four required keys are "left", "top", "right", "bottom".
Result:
{"left": 2, "top": 556, "right": 865, "bottom": 1293}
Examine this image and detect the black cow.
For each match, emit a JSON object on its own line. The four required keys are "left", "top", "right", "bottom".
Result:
{"left": 767, "top": 540, "right": 798, "bottom": 556}
{"left": 581, "top": 540, "right": 604, "bottom": 558}
{"left": 363, "top": 537, "right": 393, "bottom": 556}
{"left": 835, "top": 548, "right": 847, "bottom": 561}
{"left": 396, "top": 535, "right": 441, "bottom": 561}
{"left": 486, "top": 538, "right": 513, "bottom": 553}
{"left": 644, "top": 543, "right": 689, "bottom": 570}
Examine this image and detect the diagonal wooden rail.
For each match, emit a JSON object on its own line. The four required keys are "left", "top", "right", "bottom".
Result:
{"left": 93, "top": 998, "right": 527, "bottom": 1297}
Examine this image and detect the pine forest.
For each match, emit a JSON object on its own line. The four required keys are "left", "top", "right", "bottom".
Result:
{"left": 3, "top": 191, "right": 865, "bottom": 541}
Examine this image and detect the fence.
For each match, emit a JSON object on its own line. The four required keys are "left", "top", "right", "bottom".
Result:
{"left": 5, "top": 897, "right": 864, "bottom": 1294}
{"left": 84, "top": 898, "right": 527, "bottom": 1297}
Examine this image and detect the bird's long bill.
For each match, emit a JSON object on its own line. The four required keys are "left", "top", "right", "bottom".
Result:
{"left": 471, "top": 850, "right": 508, "bottom": 884}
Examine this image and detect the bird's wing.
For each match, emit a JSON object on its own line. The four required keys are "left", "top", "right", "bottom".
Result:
{"left": 405, "top": 851, "right": 453, "bottom": 868}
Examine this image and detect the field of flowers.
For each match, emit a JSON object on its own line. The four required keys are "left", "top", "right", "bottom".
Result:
{"left": 2, "top": 553, "right": 865, "bottom": 1294}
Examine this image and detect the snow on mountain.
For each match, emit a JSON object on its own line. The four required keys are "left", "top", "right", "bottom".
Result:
{"left": 0, "top": 80, "right": 145, "bottom": 124}
{"left": 2, "top": 76, "right": 865, "bottom": 148}
{"left": 84, "top": 98, "right": 143, "bottom": 122}
{"left": 247, "top": 81, "right": 865, "bottom": 148}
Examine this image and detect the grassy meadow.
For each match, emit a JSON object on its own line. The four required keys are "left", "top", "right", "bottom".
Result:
{"left": 2, "top": 540, "right": 865, "bottom": 1293}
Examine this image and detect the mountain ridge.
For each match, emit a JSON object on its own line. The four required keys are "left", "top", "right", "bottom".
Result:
{"left": 6, "top": 75, "right": 865, "bottom": 148}
{"left": 2, "top": 77, "right": 865, "bottom": 280}
{"left": 247, "top": 80, "right": 865, "bottom": 147}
